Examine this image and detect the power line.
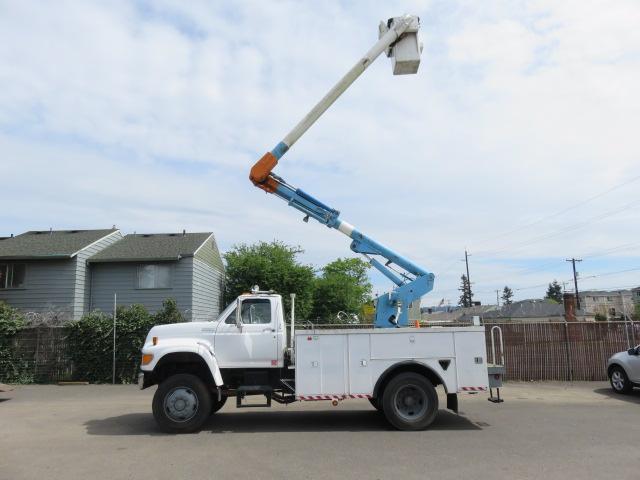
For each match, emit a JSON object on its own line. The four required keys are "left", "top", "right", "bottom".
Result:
{"left": 468, "top": 173, "right": 640, "bottom": 251}
{"left": 474, "top": 198, "right": 640, "bottom": 258}
{"left": 429, "top": 173, "right": 640, "bottom": 277}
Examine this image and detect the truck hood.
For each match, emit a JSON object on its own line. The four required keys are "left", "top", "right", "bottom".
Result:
{"left": 146, "top": 321, "right": 215, "bottom": 342}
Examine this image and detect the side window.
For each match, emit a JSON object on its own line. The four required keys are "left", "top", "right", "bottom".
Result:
{"left": 0, "top": 264, "right": 26, "bottom": 289}
{"left": 223, "top": 299, "right": 272, "bottom": 325}
{"left": 242, "top": 299, "right": 271, "bottom": 324}
{"left": 137, "top": 264, "right": 171, "bottom": 289}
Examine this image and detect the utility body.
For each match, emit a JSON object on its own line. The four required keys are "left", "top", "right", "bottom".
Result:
{"left": 139, "top": 15, "right": 504, "bottom": 432}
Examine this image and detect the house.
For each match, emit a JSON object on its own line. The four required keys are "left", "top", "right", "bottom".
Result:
{"left": 578, "top": 289, "right": 637, "bottom": 319}
{"left": 0, "top": 229, "right": 122, "bottom": 320}
{"left": 421, "top": 305, "right": 497, "bottom": 324}
{"left": 481, "top": 298, "right": 594, "bottom": 323}
{"left": 87, "top": 232, "right": 224, "bottom": 322}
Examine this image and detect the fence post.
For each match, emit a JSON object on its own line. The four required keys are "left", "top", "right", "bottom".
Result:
{"left": 112, "top": 293, "right": 117, "bottom": 385}
{"left": 563, "top": 320, "right": 573, "bottom": 382}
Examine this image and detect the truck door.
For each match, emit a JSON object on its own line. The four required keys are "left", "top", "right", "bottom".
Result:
{"left": 214, "top": 298, "right": 278, "bottom": 368}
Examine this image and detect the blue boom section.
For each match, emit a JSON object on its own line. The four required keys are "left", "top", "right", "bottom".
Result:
{"left": 266, "top": 142, "right": 435, "bottom": 327}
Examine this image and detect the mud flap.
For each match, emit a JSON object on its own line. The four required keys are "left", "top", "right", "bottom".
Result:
{"left": 447, "top": 393, "right": 458, "bottom": 413}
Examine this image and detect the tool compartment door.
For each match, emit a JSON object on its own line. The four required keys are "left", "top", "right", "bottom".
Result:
{"left": 295, "top": 334, "right": 347, "bottom": 395}
{"left": 454, "top": 331, "right": 489, "bottom": 392}
{"left": 348, "top": 334, "right": 372, "bottom": 394}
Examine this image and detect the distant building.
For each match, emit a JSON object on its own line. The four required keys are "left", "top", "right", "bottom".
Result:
{"left": 633, "top": 287, "right": 640, "bottom": 305}
{"left": 421, "top": 298, "right": 595, "bottom": 324}
{"left": 482, "top": 299, "right": 594, "bottom": 323}
{"left": 578, "top": 289, "right": 637, "bottom": 319}
{"left": 0, "top": 229, "right": 225, "bottom": 322}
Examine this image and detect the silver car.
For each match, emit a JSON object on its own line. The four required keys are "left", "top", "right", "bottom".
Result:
{"left": 608, "top": 345, "right": 640, "bottom": 393}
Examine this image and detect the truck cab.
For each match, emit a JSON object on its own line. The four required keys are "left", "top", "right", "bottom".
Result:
{"left": 213, "top": 293, "right": 286, "bottom": 369}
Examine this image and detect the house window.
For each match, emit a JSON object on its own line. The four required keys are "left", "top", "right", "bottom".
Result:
{"left": 137, "top": 264, "right": 171, "bottom": 289}
{"left": 0, "top": 264, "right": 26, "bottom": 289}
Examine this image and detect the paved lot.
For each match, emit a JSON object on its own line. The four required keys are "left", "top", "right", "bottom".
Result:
{"left": 1, "top": 382, "right": 639, "bottom": 480}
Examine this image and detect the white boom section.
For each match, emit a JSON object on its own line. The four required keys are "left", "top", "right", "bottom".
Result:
{"left": 282, "top": 14, "right": 420, "bottom": 149}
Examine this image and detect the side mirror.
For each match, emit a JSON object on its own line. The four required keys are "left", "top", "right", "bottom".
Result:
{"left": 235, "top": 299, "right": 243, "bottom": 329}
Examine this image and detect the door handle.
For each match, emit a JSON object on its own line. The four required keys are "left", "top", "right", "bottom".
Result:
{"left": 263, "top": 328, "right": 275, "bottom": 333}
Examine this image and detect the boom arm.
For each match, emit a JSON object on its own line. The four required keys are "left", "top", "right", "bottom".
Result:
{"left": 249, "top": 15, "right": 434, "bottom": 327}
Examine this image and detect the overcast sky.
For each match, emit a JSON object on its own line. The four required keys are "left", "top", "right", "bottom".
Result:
{"left": 1, "top": 0, "right": 638, "bottom": 307}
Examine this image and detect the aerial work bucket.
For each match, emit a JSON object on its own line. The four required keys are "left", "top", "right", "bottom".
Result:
{"left": 380, "top": 16, "right": 423, "bottom": 75}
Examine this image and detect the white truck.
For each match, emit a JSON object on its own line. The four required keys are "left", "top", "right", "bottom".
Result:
{"left": 140, "top": 290, "right": 498, "bottom": 432}
{"left": 139, "top": 15, "right": 505, "bottom": 432}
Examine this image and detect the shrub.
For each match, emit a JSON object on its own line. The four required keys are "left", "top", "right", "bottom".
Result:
{"left": 0, "top": 301, "right": 31, "bottom": 383}
{"left": 66, "top": 299, "right": 184, "bottom": 383}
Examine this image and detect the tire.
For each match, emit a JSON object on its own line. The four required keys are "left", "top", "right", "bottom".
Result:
{"left": 210, "top": 394, "right": 227, "bottom": 415}
{"left": 152, "top": 374, "right": 212, "bottom": 433}
{"left": 368, "top": 397, "right": 383, "bottom": 412}
{"left": 382, "top": 372, "right": 438, "bottom": 431}
{"left": 609, "top": 366, "right": 633, "bottom": 394}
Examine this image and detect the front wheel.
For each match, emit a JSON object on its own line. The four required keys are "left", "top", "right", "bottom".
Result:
{"left": 152, "top": 374, "right": 212, "bottom": 433}
{"left": 368, "top": 397, "right": 383, "bottom": 412}
{"left": 609, "top": 366, "right": 633, "bottom": 394}
{"left": 382, "top": 372, "right": 438, "bottom": 430}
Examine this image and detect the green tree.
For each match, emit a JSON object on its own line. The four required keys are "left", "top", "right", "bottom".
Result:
{"left": 311, "top": 257, "right": 372, "bottom": 323}
{"left": 223, "top": 241, "right": 315, "bottom": 320}
{"left": 545, "top": 280, "right": 563, "bottom": 303}
{"left": 501, "top": 286, "right": 514, "bottom": 305}
{"left": 458, "top": 274, "right": 473, "bottom": 307}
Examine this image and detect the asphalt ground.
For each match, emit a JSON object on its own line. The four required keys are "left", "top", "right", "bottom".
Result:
{"left": 1, "top": 382, "right": 639, "bottom": 480}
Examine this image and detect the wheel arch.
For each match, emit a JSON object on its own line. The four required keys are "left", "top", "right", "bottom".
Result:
{"left": 373, "top": 361, "right": 447, "bottom": 399}
{"left": 150, "top": 352, "right": 217, "bottom": 387}
{"left": 607, "top": 363, "right": 626, "bottom": 376}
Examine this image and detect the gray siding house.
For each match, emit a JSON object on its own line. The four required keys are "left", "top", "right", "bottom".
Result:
{"left": 87, "top": 232, "right": 224, "bottom": 321}
{"left": 0, "top": 229, "right": 122, "bottom": 320}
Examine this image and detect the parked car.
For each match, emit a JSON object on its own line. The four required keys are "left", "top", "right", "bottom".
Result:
{"left": 607, "top": 345, "right": 640, "bottom": 394}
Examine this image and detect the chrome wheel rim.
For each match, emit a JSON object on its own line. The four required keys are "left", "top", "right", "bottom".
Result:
{"left": 611, "top": 371, "right": 625, "bottom": 391}
{"left": 393, "top": 384, "right": 428, "bottom": 421}
{"left": 164, "top": 387, "right": 199, "bottom": 422}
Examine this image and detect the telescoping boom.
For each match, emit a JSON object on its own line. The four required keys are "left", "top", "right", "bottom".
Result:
{"left": 249, "top": 15, "right": 433, "bottom": 328}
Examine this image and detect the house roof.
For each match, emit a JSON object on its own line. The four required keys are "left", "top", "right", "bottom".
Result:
{"left": 88, "top": 232, "right": 216, "bottom": 264}
{"left": 483, "top": 300, "right": 564, "bottom": 319}
{"left": 579, "top": 289, "right": 633, "bottom": 296}
{"left": 0, "top": 229, "right": 119, "bottom": 260}
{"left": 482, "top": 299, "right": 590, "bottom": 319}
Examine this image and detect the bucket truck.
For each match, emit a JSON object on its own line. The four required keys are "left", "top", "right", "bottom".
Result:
{"left": 139, "top": 15, "right": 505, "bottom": 433}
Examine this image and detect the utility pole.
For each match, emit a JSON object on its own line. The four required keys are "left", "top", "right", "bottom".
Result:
{"left": 566, "top": 258, "right": 582, "bottom": 309}
{"left": 496, "top": 289, "right": 500, "bottom": 307}
{"left": 463, "top": 250, "right": 472, "bottom": 306}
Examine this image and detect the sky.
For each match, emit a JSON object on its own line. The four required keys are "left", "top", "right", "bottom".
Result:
{"left": 1, "top": 0, "right": 639, "bottom": 307}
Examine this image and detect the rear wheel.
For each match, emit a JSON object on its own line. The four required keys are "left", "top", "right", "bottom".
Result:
{"left": 382, "top": 372, "right": 438, "bottom": 430}
{"left": 153, "top": 374, "right": 212, "bottom": 433}
{"left": 609, "top": 366, "right": 633, "bottom": 394}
